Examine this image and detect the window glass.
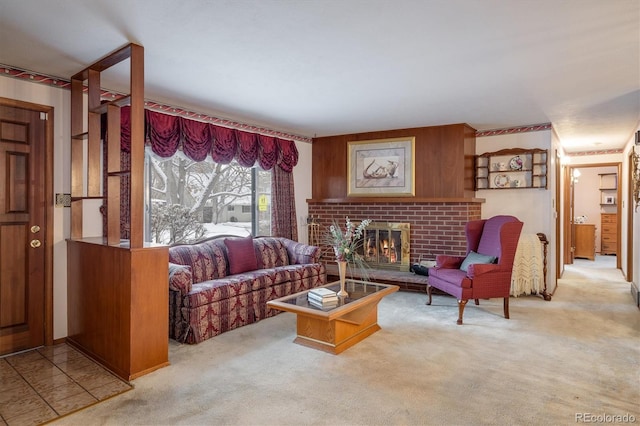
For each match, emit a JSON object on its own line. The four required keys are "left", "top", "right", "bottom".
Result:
{"left": 145, "top": 147, "right": 271, "bottom": 244}
{"left": 255, "top": 167, "right": 272, "bottom": 236}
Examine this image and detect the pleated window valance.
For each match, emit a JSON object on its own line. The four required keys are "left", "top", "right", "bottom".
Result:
{"left": 115, "top": 106, "right": 299, "bottom": 172}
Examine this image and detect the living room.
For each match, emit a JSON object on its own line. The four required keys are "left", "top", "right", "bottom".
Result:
{"left": 0, "top": 1, "right": 639, "bottom": 424}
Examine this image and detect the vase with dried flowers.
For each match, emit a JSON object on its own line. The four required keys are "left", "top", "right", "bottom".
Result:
{"left": 325, "top": 217, "right": 371, "bottom": 296}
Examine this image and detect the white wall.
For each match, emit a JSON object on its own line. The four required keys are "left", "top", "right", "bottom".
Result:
{"left": 476, "top": 129, "right": 556, "bottom": 290}
{"left": 476, "top": 130, "right": 553, "bottom": 235}
{"left": 0, "top": 75, "right": 70, "bottom": 340}
{"left": 293, "top": 140, "right": 313, "bottom": 242}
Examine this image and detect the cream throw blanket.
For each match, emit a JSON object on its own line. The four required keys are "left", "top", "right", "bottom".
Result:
{"left": 510, "top": 234, "right": 544, "bottom": 297}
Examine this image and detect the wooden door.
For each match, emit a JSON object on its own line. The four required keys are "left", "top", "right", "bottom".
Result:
{"left": 0, "top": 104, "right": 46, "bottom": 355}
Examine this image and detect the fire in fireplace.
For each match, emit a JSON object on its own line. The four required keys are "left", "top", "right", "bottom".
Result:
{"left": 357, "top": 222, "right": 410, "bottom": 271}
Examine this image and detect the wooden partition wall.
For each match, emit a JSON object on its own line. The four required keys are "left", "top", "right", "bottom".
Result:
{"left": 67, "top": 43, "right": 169, "bottom": 381}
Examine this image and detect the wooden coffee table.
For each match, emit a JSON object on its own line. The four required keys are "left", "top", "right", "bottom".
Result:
{"left": 267, "top": 280, "right": 399, "bottom": 354}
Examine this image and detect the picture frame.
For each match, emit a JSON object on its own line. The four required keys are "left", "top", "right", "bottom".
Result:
{"left": 604, "top": 195, "right": 615, "bottom": 205}
{"left": 347, "top": 137, "right": 415, "bottom": 196}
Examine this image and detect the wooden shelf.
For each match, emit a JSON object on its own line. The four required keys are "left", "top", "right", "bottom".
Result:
{"left": 107, "top": 170, "right": 131, "bottom": 177}
{"left": 71, "top": 132, "right": 89, "bottom": 140}
{"left": 70, "top": 196, "right": 106, "bottom": 201}
{"left": 598, "top": 173, "right": 618, "bottom": 190}
{"left": 599, "top": 173, "right": 618, "bottom": 205}
{"left": 475, "top": 148, "right": 548, "bottom": 190}
{"left": 89, "top": 95, "right": 131, "bottom": 114}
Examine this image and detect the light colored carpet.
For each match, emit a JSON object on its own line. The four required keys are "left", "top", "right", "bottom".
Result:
{"left": 53, "top": 256, "right": 639, "bottom": 425}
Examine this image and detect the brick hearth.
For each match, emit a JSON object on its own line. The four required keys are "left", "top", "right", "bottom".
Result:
{"left": 324, "top": 262, "right": 431, "bottom": 293}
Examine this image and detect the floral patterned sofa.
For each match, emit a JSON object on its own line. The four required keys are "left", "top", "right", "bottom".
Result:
{"left": 168, "top": 236, "right": 326, "bottom": 344}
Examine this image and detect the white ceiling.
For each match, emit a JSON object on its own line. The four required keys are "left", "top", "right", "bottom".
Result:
{"left": 1, "top": 0, "right": 638, "bottom": 152}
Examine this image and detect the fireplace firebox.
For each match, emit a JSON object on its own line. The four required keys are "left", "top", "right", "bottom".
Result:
{"left": 357, "top": 222, "right": 410, "bottom": 271}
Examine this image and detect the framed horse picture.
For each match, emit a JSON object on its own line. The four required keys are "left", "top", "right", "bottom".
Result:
{"left": 347, "top": 137, "right": 415, "bottom": 196}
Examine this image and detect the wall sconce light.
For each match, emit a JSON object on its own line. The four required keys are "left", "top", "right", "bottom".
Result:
{"left": 571, "top": 168, "right": 581, "bottom": 184}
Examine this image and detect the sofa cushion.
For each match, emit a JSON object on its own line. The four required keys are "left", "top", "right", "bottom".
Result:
{"left": 281, "top": 238, "right": 322, "bottom": 264}
{"left": 186, "top": 276, "right": 257, "bottom": 307}
{"left": 169, "top": 240, "right": 227, "bottom": 283}
{"left": 284, "top": 263, "right": 327, "bottom": 292}
{"left": 168, "top": 262, "right": 192, "bottom": 294}
{"left": 254, "top": 237, "right": 290, "bottom": 269}
{"left": 459, "top": 251, "right": 497, "bottom": 272}
{"left": 225, "top": 236, "right": 258, "bottom": 275}
{"left": 257, "top": 267, "right": 291, "bottom": 288}
{"left": 428, "top": 267, "right": 472, "bottom": 289}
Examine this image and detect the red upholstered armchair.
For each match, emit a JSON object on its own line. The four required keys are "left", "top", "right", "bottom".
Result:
{"left": 427, "top": 215, "right": 523, "bottom": 324}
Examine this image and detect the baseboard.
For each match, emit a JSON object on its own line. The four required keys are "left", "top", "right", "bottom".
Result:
{"left": 631, "top": 282, "right": 640, "bottom": 309}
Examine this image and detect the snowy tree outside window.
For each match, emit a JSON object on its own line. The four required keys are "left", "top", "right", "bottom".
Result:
{"left": 145, "top": 147, "right": 271, "bottom": 244}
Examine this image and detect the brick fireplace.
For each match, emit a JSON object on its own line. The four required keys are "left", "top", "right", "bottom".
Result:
{"left": 308, "top": 201, "right": 482, "bottom": 266}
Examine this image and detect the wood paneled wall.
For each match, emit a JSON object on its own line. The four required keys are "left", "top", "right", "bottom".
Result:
{"left": 311, "top": 123, "right": 477, "bottom": 201}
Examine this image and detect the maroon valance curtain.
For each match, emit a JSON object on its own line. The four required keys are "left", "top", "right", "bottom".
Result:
{"left": 116, "top": 107, "right": 298, "bottom": 172}
{"left": 109, "top": 106, "right": 300, "bottom": 241}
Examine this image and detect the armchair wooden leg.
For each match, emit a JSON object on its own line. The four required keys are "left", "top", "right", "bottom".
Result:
{"left": 457, "top": 299, "right": 468, "bottom": 325}
{"left": 503, "top": 297, "right": 510, "bottom": 319}
{"left": 426, "top": 285, "right": 433, "bottom": 305}
{"left": 474, "top": 298, "right": 479, "bottom": 305}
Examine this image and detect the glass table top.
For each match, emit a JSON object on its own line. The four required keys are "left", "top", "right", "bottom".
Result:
{"left": 279, "top": 280, "right": 394, "bottom": 312}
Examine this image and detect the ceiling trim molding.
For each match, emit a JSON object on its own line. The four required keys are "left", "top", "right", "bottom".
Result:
{"left": 566, "top": 149, "right": 624, "bottom": 156}
{"left": 0, "top": 64, "right": 313, "bottom": 143}
{"left": 1, "top": 64, "right": 71, "bottom": 89}
{"left": 476, "top": 123, "right": 552, "bottom": 137}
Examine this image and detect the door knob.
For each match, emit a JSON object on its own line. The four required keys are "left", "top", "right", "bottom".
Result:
{"left": 30, "top": 239, "right": 41, "bottom": 248}
{"left": 31, "top": 225, "right": 40, "bottom": 233}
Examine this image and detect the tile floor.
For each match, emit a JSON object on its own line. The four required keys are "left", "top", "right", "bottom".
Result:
{"left": 0, "top": 343, "right": 132, "bottom": 426}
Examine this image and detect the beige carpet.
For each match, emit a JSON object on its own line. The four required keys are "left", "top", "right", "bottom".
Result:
{"left": 52, "top": 256, "right": 639, "bottom": 425}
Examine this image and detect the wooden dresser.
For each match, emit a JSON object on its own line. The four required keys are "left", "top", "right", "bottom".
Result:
{"left": 600, "top": 213, "right": 617, "bottom": 255}
{"left": 573, "top": 224, "right": 595, "bottom": 260}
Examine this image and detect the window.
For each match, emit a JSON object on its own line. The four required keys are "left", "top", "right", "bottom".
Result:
{"left": 144, "top": 147, "right": 271, "bottom": 244}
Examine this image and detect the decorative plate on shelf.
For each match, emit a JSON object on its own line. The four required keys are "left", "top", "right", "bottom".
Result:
{"left": 494, "top": 174, "right": 510, "bottom": 188}
{"left": 509, "top": 155, "right": 523, "bottom": 170}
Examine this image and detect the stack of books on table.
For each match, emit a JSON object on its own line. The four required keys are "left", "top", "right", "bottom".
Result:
{"left": 307, "top": 287, "right": 339, "bottom": 308}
